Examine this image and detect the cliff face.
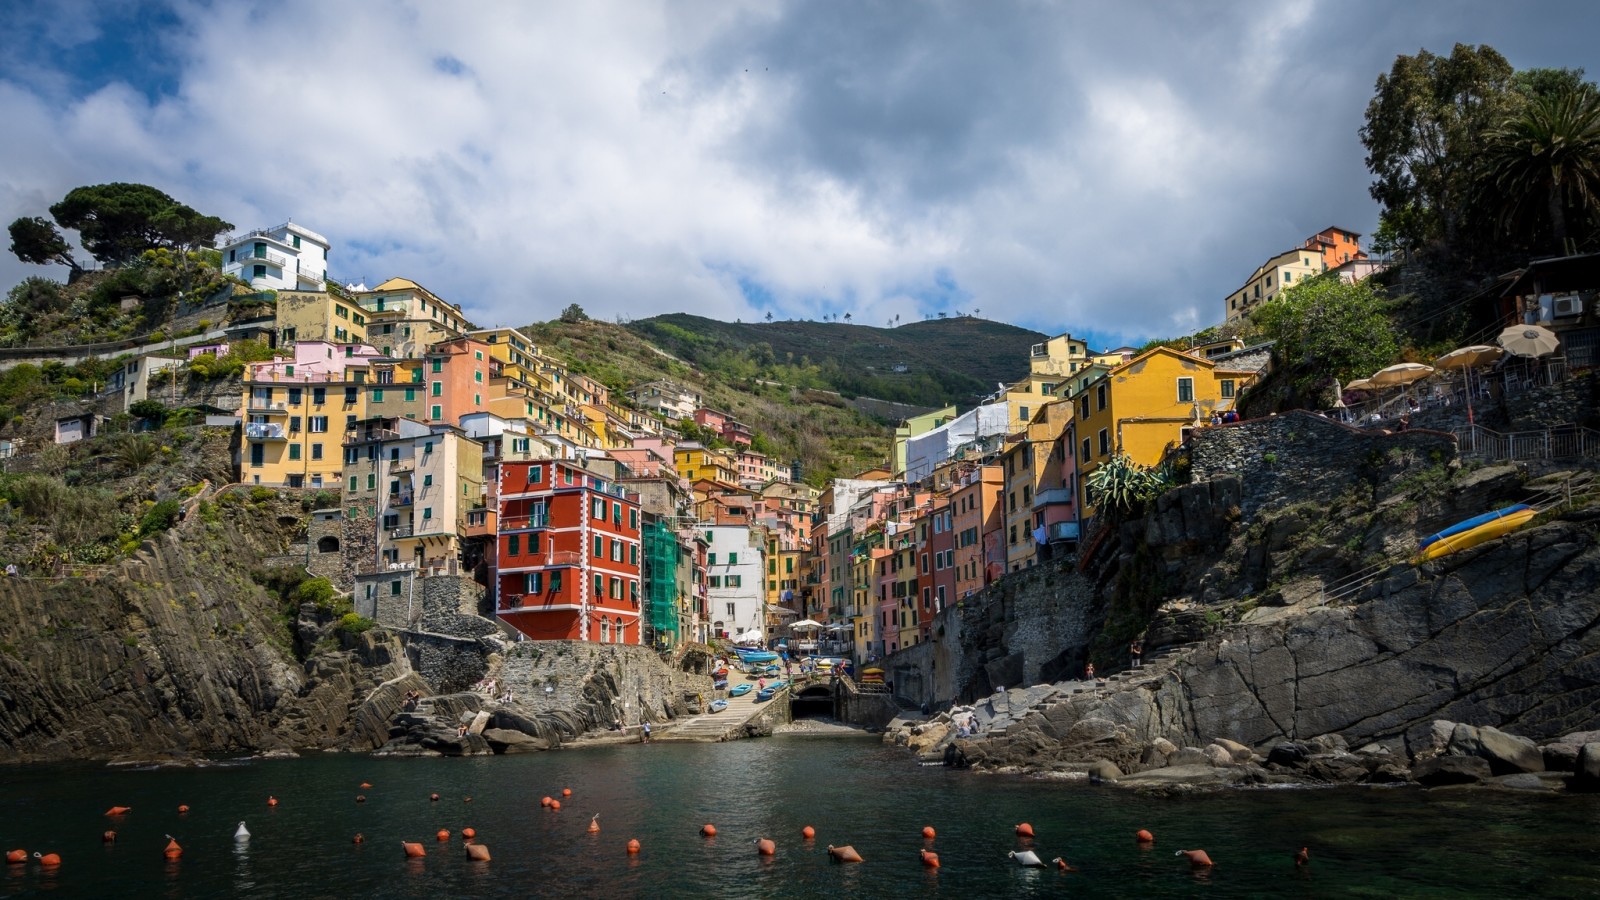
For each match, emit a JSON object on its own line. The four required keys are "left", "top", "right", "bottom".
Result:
{"left": 0, "top": 499, "right": 410, "bottom": 762}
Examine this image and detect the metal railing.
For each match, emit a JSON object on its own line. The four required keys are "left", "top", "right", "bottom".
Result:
{"left": 1454, "top": 423, "right": 1600, "bottom": 462}
{"left": 231, "top": 250, "right": 288, "bottom": 269}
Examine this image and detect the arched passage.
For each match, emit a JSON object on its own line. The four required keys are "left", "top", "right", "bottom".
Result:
{"left": 316, "top": 535, "right": 340, "bottom": 553}
{"left": 790, "top": 684, "right": 835, "bottom": 719}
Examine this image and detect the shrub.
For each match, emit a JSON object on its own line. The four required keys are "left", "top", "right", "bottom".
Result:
{"left": 249, "top": 486, "right": 275, "bottom": 503}
{"left": 128, "top": 399, "right": 167, "bottom": 424}
{"left": 337, "top": 613, "right": 375, "bottom": 635}
{"left": 138, "top": 498, "right": 181, "bottom": 537}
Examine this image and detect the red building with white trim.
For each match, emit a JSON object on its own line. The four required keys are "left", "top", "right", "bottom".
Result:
{"left": 494, "top": 459, "right": 643, "bottom": 643}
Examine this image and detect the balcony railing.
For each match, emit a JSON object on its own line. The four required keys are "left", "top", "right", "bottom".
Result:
{"left": 544, "top": 550, "right": 582, "bottom": 567}
{"left": 501, "top": 514, "right": 550, "bottom": 531}
{"left": 295, "top": 267, "right": 326, "bottom": 285}
{"left": 231, "top": 250, "right": 289, "bottom": 270}
{"left": 244, "top": 422, "right": 286, "bottom": 440}
{"left": 247, "top": 399, "right": 289, "bottom": 413}
{"left": 347, "top": 427, "right": 401, "bottom": 443}
{"left": 1032, "top": 487, "right": 1074, "bottom": 509}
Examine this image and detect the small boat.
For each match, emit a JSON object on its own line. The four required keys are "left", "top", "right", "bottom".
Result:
{"left": 757, "top": 682, "right": 787, "bottom": 702}
{"left": 1414, "top": 506, "right": 1538, "bottom": 562}
{"left": 708, "top": 699, "right": 729, "bottom": 713}
{"left": 712, "top": 679, "right": 728, "bottom": 690}
{"left": 729, "top": 684, "right": 753, "bottom": 697}
{"left": 734, "top": 650, "right": 780, "bottom": 665}
{"left": 763, "top": 665, "right": 782, "bottom": 676}
{"left": 1419, "top": 505, "right": 1532, "bottom": 550}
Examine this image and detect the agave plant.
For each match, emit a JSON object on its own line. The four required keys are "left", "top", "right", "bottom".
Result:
{"left": 1086, "top": 454, "right": 1164, "bottom": 516}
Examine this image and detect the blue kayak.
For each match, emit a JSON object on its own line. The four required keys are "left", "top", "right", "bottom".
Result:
{"left": 1419, "top": 505, "right": 1532, "bottom": 550}
{"left": 729, "top": 684, "right": 753, "bottom": 697}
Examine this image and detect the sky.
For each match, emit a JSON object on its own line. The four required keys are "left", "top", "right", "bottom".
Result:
{"left": 2, "top": 1, "right": 1597, "bottom": 349}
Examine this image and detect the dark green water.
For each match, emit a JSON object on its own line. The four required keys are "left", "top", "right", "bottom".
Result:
{"left": 4, "top": 734, "right": 1599, "bottom": 898}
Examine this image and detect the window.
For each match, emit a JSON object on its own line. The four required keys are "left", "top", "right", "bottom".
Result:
{"left": 289, "top": 444, "right": 301, "bottom": 460}
{"left": 475, "top": 371, "right": 483, "bottom": 383}
{"left": 708, "top": 553, "right": 717, "bottom": 566}
{"left": 1009, "top": 525, "right": 1017, "bottom": 544}
{"left": 727, "top": 575, "right": 742, "bottom": 587}
{"left": 309, "top": 416, "right": 328, "bottom": 433}
{"left": 728, "top": 552, "right": 738, "bottom": 566}
{"left": 404, "top": 387, "right": 416, "bottom": 402}
{"left": 1177, "top": 377, "right": 1194, "bottom": 403}
{"left": 594, "top": 535, "right": 604, "bottom": 556}
{"left": 290, "top": 416, "right": 302, "bottom": 433}
{"left": 726, "top": 602, "right": 736, "bottom": 616}
{"left": 1019, "top": 406, "right": 1029, "bottom": 422}
{"left": 595, "top": 573, "right": 604, "bottom": 596}
{"left": 1283, "top": 271, "right": 1292, "bottom": 283}
{"left": 1096, "top": 384, "right": 1107, "bottom": 411}
{"left": 612, "top": 502, "right": 622, "bottom": 525}
{"left": 431, "top": 359, "right": 443, "bottom": 373}
{"left": 313, "top": 387, "right": 326, "bottom": 405}
{"left": 431, "top": 405, "right": 441, "bottom": 420}
{"left": 253, "top": 264, "right": 266, "bottom": 279}
{"left": 431, "top": 382, "right": 442, "bottom": 397}
{"left": 391, "top": 581, "right": 402, "bottom": 596}
{"left": 709, "top": 576, "right": 722, "bottom": 588}
{"left": 288, "top": 388, "right": 302, "bottom": 405}
{"left": 311, "top": 443, "right": 323, "bottom": 460}
{"left": 345, "top": 387, "right": 357, "bottom": 404}
{"left": 523, "top": 572, "right": 542, "bottom": 593}
{"left": 527, "top": 465, "right": 543, "bottom": 483}
{"left": 372, "top": 389, "right": 384, "bottom": 403}
{"left": 411, "top": 369, "right": 423, "bottom": 384}
{"left": 611, "top": 540, "right": 622, "bottom": 562}
{"left": 629, "top": 509, "right": 638, "bottom": 529}
{"left": 349, "top": 476, "right": 358, "bottom": 491}
{"left": 368, "top": 474, "right": 377, "bottom": 490}
{"left": 1220, "top": 379, "right": 1236, "bottom": 399}
{"left": 509, "top": 534, "right": 520, "bottom": 556}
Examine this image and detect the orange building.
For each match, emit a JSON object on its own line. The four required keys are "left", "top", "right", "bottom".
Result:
{"left": 1302, "top": 226, "right": 1366, "bottom": 270}
{"left": 951, "top": 463, "right": 1004, "bottom": 601}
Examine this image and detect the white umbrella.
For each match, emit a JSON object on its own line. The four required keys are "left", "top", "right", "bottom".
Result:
{"left": 1369, "top": 362, "right": 1435, "bottom": 387}
{"left": 1498, "top": 325, "right": 1561, "bottom": 359}
{"left": 1435, "top": 345, "right": 1505, "bottom": 425}
{"left": 736, "top": 629, "right": 764, "bottom": 642}
{"left": 791, "top": 619, "right": 825, "bottom": 630}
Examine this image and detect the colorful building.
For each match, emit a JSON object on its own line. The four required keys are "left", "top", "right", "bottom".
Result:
{"left": 220, "top": 222, "right": 330, "bottom": 293}
{"left": 892, "top": 405, "right": 956, "bottom": 478}
{"left": 951, "top": 463, "right": 1004, "bottom": 601}
{"left": 704, "top": 525, "right": 765, "bottom": 641}
{"left": 274, "top": 290, "right": 367, "bottom": 346}
{"left": 494, "top": 459, "right": 643, "bottom": 643}
{"left": 675, "top": 442, "right": 739, "bottom": 486}
{"left": 241, "top": 341, "right": 384, "bottom": 487}
{"left": 1225, "top": 228, "right": 1365, "bottom": 322}
{"left": 342, "top": 417, "right": 485, "bottom": 576}
{"left": 356, "top": 277, "right": 473, "bottom": 358}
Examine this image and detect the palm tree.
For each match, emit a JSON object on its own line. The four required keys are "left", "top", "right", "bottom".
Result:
{"left": 1482, "top": 87, "right": 1600, "bottom": 248}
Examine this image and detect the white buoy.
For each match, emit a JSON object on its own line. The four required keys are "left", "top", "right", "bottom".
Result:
{"left": 1009, "top": 849, "right": 1045, "bottom": 867}
{"left": 235, "top": 822, "right": 251, "bottom": 841}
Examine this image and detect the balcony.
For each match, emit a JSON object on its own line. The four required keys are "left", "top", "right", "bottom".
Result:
{"left": 247, "top": 399, "right": 290, "bottom": 414}
{"left": 230, "top": 250, "right": 288, "bottom": 271}
{"left": 391, "top": 524, "right": 414, "bottom": 538}
{"left": 465, "top": 509, "right": 495, "bottom": 538}
{"left": 543, "top": 550, "right": 582, "bottom": 567}
{"left": 501, "top": 514, "right": 550, "bottom": 531}
{"left": 347, "top": 427, "right": 401, "bottom": 443}
{"left": 295, "top": 267, "right": 327, "bottom": 286}
{"left": 388, "top": 491, "right": 414, "bottom": 507}
{"left": 1032, "top": 487, "right": 1075, "bottom": 509}
{"left": 1045, "top": 521, "right": 1080, "bottom": 542}
{"left": 244, "top": 422, "right": 287, "bottom": 440}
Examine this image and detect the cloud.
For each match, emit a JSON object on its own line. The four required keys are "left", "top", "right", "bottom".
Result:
{"left": 0, "top": 0, "right": 1596, "bottom": 346}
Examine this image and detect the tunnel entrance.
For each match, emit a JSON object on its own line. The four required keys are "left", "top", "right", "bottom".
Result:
{"left": 790, "top": 685, "right": 835, "bottom": 719}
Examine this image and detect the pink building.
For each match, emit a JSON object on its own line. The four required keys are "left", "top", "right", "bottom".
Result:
{"left": 247, "top": 340, "right": 386, "bottom": 381}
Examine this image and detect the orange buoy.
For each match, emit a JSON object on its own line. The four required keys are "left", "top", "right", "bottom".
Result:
{"left": 429, "top": 793, "right": 440, "bottom": 802}
{"left": 801, "top": 826, "right": 815, "bottom": 840}
{"left": 922, "top": 825, "right": 936, "bottom": 839}
{"left": 105, "top": 806, "right": 131, "bottom": 817}
{"left": 1015, "top": 823, "right": 1034, "bottom": 838}
{"left": 587, "top": 815, "right": 600, "bottom": 834}
{"left": 462, "top": 828, "right": 477, "bottom": 840}
{"left": 34, "top": 852, "right": 61, "bottom": 868}
{"left": 1136, "top": 829, "right": 1154, "bottom": 844}
{"left": 627, "top": 839, "right": 641, "bottom": 855}
{"left": 163, "top": 837, "right": 182, "bottom": 860}
{"left": 359, "top": 782, "right": 372, "bottom": 789}
{"left": 5, "top": 849, "right": 25, "bottom": 864}
{"left": 267, "top": 796, "right": 278, "bottom": 807}
{"left": 465, "top": 843, "right": 490, "bottom": 862}
{"left": 102, "top": 831, "right": 116, "bottom": 844}
{"left": 550, "top": 800, "right": 561, "bottom": 811}
{"left": 756, "top": 838, "right": 775, "bottom": 856}
{"left": 827, "top": 844, "right": 863, "bottom": 863}
{"left": 921, "top": 849, "right": 940, "bottom": 868}
{"left": 436, "top": 829, "right": 450, "bottom": 842}
{"left": 177, "top": 805, "right": 190, "bottom": 814}
{"left": 402, "top": 842, "right": 425, "bottom": 858}
{"left": 1177, "top": 849, "right": 1214, "bottom": 868}
{"left": 353, "top": 834, "right": 364, "bottom": 844}
{"left": 540, "top": 796, "right": 553, "bottom": 807}
{"left": 1053, "top": 856, "right": 1078, "bottom": 872}
{"left": 700, "top": 824, "right": 717, "bottom": 838}
{"left": 1295, "top": 847, "right": 1310, "bottom": 867}
{"left": 562, "top": 788, "right": 572, "bottom": 797}
{"left": 356, "top": 795, "right": 366, "bottom": 803}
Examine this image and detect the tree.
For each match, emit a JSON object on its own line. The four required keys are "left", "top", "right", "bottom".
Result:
{"left": 48, "top": 183, "right": 231, "bottom": 268}
{"left": 1480, "top": 87, "right": 1600, "bottom": 250}
{"left": 559, "top": 303, "right": 589, "bottom": 323}
{"left": 1254, "top": 274, "right": 1401, "bottom": 387}
{"left": 843, "top": 313, "right": 852, "bottom": 324}
{"left": 1360, "top": 44, "right": 1520, "bottom": 249}
{"left": 7, "top": 216, "right": 81, "bottom": 274}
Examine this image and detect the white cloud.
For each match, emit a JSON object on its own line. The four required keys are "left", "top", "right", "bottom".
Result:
{"left": 0, "top": 0, "right": 1595, "bottom": 345}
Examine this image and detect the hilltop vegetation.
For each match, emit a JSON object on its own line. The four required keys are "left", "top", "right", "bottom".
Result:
{"left": 627, "top": 313, "right": 1044, "bottom": 408}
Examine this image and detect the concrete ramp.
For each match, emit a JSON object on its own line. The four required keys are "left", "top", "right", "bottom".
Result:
{"left": 656, "top": 683, "right": 788, "bottom": 742}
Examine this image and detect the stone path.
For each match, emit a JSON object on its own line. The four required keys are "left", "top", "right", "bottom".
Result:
{"left": 654, "top": 681, "right": 785, "bottom": 742}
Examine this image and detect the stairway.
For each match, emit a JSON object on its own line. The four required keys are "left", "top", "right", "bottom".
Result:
{"left": 654, "top": 681, "right": 785, "bottom": 742}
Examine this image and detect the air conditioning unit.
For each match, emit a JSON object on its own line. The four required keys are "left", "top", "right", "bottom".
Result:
{"left": 1554, "top": 295, "right": 1584, "bottom": 319}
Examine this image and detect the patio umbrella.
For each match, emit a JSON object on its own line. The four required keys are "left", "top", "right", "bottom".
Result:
{"left": 791, "top": 619, "right": 824, "bottom": 630}
{"left": 1434, "top": 345, "right": 1505, "bottom": 425}
{"left": 1344, "top": 378, "right": 1374, "bottom": 392}
{"left": 1498, "top": 325, "right": 1561, "bottom": 359}
{"left": 1369, "top": 362, "right": 1435, "bottom": 387}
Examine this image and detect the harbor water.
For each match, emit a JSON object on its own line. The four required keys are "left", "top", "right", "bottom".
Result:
{"left": 4, "top": 733, "right": 1599, "bottom": 898}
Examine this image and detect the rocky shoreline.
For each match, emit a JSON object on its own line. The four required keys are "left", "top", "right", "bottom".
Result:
{"left": 883, "top": 694, "right": 1600, "bottom": 795}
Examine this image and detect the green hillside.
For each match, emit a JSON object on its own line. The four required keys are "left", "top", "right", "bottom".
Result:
{"left": 626, "top": 314, "right": 1045, "bottom": 408}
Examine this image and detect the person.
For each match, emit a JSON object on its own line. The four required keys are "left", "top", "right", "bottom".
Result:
{"left": 758, "top": 677, "right": 766, "bottom": 691}
{"left": 1210, "top": 412, "right": 1221, "bottom": 426}
{"left": 500, "top": 688, "right": 514, "bottom": 704}
{"left": 1085, "top": 662, "right": 1095, "bottom": 682}
{"left": 1397, "top": 414, "right": 1411, "bottom": 432}
{"left": 957, "top": 720, "right": 971, "bottom": 738}
{"left": 641, "top": 721, "right": 652, "bottom": 744}
{"left": 457, "top": 722, "right": 468, "bottom": 737}
{"left": 1130, "top": 639, "right": 1143, "bottom": 669}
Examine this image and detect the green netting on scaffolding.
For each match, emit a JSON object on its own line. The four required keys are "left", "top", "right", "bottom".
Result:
{"left": 643, "top": 521, "right": 679, "bottom": 638}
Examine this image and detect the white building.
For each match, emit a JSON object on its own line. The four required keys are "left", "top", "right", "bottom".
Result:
{"left": 220, "top": 222, "right": 331, "bottom": 292}
{"left": 704, "top": 524, "right": 765, "bottom": 641}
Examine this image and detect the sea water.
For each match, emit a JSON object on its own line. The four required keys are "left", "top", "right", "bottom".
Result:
{"left": 3, "top": 734, "right": 1598, "bottom": 898}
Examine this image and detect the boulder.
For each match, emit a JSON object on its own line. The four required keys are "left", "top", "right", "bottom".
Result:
{"left": 1574, "top": 744, "right": 1600, "bottom": 792}
{"left": 1559, "top": 730, "right": 1600, "bottom": 747}
{"left": 906, "top": 722, "right": 951, "bottom": 755}
{"left": 481, "top": 728, "right": 551, "bottom": 754}
{"left": 1489, "top": 773, "right": 1552, "bottom": 792}
{"left": 1212, "top": 738, "right": 1253, "bottom": 763}
{"left": 1151, "top": 737, "right": 1178, "bottom": 755}
{"left": 1412, "top": 755, "right": 1491, "bottom": 786}
{"left": 1451, "top": 724, "right": 1543, "bottom": 775}
{"left": 1167, "top": 747, "right": 1211, "bottom": 767}
{"left": 1086, "top": 759, "right": 1123, "bottom": 782}
{"left": 1203, "top": 744, "right": 1235, "bottom": 767}
{"left": 1141, "top": 745, "right": 1169, "bottom": 769}
{"left": 1065, "top": 718, "right": 1120, "bottom": 745}
{"left": 1304, "top": 753, "right": 1371, "bottom": 784}
{"left": 1267, "top": 741, "right": 1311, "bottom": 767}
{"left": 1427, "top": 720, "right": 1457, "bottom": 753}
{"left": 1307, "top": 733, "right": 1348, "bottom": 754}
{"left": 1542, "top": 744, "right": 1580, "bottom": 773}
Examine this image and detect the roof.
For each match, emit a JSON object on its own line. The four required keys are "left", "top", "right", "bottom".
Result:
{"left": 1500, "top": 252, "right": 1600, "bottom": 298}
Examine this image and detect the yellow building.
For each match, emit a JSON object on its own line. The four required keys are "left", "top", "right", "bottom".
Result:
{"left": 241, "top": 342, "right": 383, "bottom": 488}
{"left": 343, "top": 418, "right": 485, "bottom": 575}
{"left": 1224, "top": 247, "right": 1327, "bottom": 322}
{"left": 1000, "top": 332, "right": 1094, "bottom": 431}
{"left": 1074, "top": 346, "right": 1254, "bottom": 480}
{"left": 356, "top": 277, "right": 474, "bottom": 358}
{"left": 674, "top": 443, "right": 739, "bottom": 485}
{"left": 274, "top": 290, "right": 368, "bottom": 346}
{"left": 1000, "top": 398, "right": 1073, "bottom": 572}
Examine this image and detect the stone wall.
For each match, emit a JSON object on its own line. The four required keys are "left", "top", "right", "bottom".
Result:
{"left": 837, "top": 683, "right": 902, "bottom": 729}
{"left": 419, "top": 575, "right": 498, "bottom": 638}
{"left": 1505, "top": 371, "right": 1600, "bottom": 432}
{"left": 404, "top": 632, "right": 493, "bottom": 694}
{"left": 305, "top": 509, "right": 347, "bottom": 584}
{"left": 1189, "top": 411, "right": 1458, "bottom": 519}
{"left": 495, "top": 641, "right": 713, "bottom": 730}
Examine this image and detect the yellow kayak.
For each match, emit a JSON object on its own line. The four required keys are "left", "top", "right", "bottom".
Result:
{"left": 1413, "top": 507, "right": 1538, "bottom": 562}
